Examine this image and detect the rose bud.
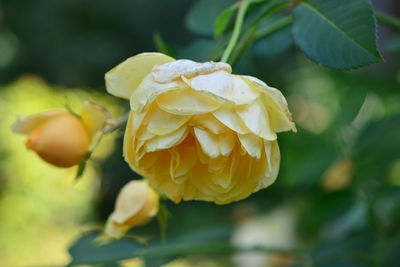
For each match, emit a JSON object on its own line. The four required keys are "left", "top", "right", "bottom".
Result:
{"left": 12, "top": 101, "right": 114, "bottom": 168}
{"left": 105, "top": 180, "right": 159, "bottom": 238}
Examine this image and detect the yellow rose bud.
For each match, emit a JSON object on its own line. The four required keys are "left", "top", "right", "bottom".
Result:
{"left": 105, "top": 53, "right": 296, "bottom": 204}
{"left": 105, "top": 180, "right": 159, "bottom": 238}
{"left": 12, "top": 101, "right": 114, "bottom": 168}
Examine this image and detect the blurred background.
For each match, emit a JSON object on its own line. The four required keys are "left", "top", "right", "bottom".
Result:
{"left": 0, "top": 0, "right": 399, "bottom": 266}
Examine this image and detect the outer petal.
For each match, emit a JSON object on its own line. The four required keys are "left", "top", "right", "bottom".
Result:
{"left": 259, "top": 140, "right": 280, "bottom": 188}
{"left": 130, "top": 74, "right": 186, "bottom": 112}
{"left": 186, "top": 71, "right": 259, "bottom": 104}
{"left": 189, "top": 113, "right": 228, "bottom": 134}
{"left": 105, "top": 52, "right": 175, "bottom": 99}
{"left": 236, "top": 100, "right": 277, "bottom": 140}
{"left": 147, "top": 107, "right": 191, "bottom": 135}
{"left": 12, "top": 110, "right": 68, "bottom": 134}
{"left": 145, "top": 126, "right": 188, "bottom": 152}
{"left": 238, "top": 133, "right": 263, "bottom": 159}
{"left": 109, "top": 180, "right": 148, "bottom": 224}
{"left": 213, "top": 105, "right": 250, "bottom": 134}
{"left": 242, "top": 76, "right": 296, "bottom": 132}
{"left": 193, "top": 127, "right": 220, "bottom": 158}
{"left": 156, "top": 89, "right": 222, "bottom": 115}
{"left": 80, "top": 101, "right": 113, "bottom": 136}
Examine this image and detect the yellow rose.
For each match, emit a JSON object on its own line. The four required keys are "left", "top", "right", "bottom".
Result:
{"left": 105, "top": 53, "right": 296, "bottom": 204}
{"left": 12, "top": 101, "right": 114, "bottom": 168}
{"left": 105, "top": 180, "right": 159, "bottom": 238}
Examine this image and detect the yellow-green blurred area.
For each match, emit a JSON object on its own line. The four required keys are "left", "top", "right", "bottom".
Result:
{"left": 0, "top": 0, "right": 400, "bottom": 266}
{"left": 0, "top": 76, "right": 124, "bottom": 266}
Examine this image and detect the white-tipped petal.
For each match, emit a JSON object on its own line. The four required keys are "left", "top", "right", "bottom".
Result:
{"left": 152, "top": 59, "right": 231, "bottom": 83}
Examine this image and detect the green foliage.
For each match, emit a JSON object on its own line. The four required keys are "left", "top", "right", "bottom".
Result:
{"left": 214, "top": 4, "right": 237, "bottom": 38}
{"left": 292, "top": 0, "right": 382, "bottom": 69}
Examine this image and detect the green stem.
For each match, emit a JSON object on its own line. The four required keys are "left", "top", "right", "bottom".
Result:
{"left": 135, "top": 241, "right": 310, "bottom": 261}
{"left": 221, "top": 0, "right": 252, "bottom": 63}
{"left": 376, "top": 11, "right": 400, "bottom": 30}
{"left": 230, "top": 15, "right": 292, "bottom": 65}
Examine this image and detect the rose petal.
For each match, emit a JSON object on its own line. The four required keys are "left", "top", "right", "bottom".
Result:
{"left": 218, "top": 131, "right": 236, "bottom": 156}
{"left": 186, "top": 71, "right": 259, "bottom": 104}
{"left": 145, "top": 126, "right": 188, "bottom": 152}
{"left": 105, "top": 52, "right": 175, "bottom": 99}
{"left": 238, "top": 133, "right": 263, "bottom": 159}
{"left": 130, "top": 74, "right": 186, "bottom": 112}
{"left": 189, "top": 113, "right": 228, "bottom": 134}
{"left": 12, "top": 110, "right": 68, "bottom": 134}
{"left": 146, "top": 107, "right": 191, "bottom": 135}
{"left": 156, "top": 89, "right": 222, "bottom": 115}
{"left": 242, "top": 76, "right": 296, "bottom": 132}
{"left": 193, "top": 127, "right": 220, "bottom": 158}
{"left": 236, "top": 100, "right": 277, "bottom": 140}
{"left": 213, "top": 105, "right": 250, "bottom": 134}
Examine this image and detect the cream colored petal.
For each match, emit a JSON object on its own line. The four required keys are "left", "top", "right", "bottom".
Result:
{"left": 238, "top": 133, "right": 263, "bottom": 159}
{"left": 193, "top": 127, "right": 220, "bottom": 158}
{"left": 12, "top": 110, "right": 68, "bottom": 134}
{"left": 218, "top": 131, "right": 236, "bottom": 156}
{"left": 236, "top": 100, "right": 277, "bottom": 140}
{"left": 211, "top": 147, "right": 239, "bottom": 189}
{"left": 152, "top": 59, "right": 232, "bottom": 83}
{"left": 208, "top": 156, "right": 229, "bottom": 173}
{"left": 105, "top": 52, "right": 175, "bottom": 99}
{"left": 147, "top": 107, "right": 191, "bottom": 135}
{"left": 189, "top": 113, "right": 228, "bottom": 134}
{"left": 110, "top": 180, "right": 149, "bottom": 224}
{"left": 145, "top": 126, "right": 188, "bottom": 152}
{"left": 156, "top": 89, "right": 222, "bottom": 115}
{"left": 212, "top": 105, "right": 250, "bottom": 134}
{"left": 242, "top": 76, "right": 296, "bottom": 132}
{"left": 186, "top": 71, "right": 259, "bottom": 104}
{"left": 130, "top": 74, "right": 186, "bottom": 112}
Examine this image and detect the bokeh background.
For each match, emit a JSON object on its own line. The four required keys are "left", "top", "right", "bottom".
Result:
{"left": 0, "top": 0, "right": 400, "bottom": 266}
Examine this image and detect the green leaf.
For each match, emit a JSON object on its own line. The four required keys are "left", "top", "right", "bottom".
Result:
{"left": 214, "top": 4, "right": 237, "bottom": 38}
{"left": 185, "top": 0, "right": 236, "bottom": 35}
{"left": 153, "top": 33, "right": 175, "bottom": 57}
{"left": 292, "top": 0, "right": 382, "bottom": 69}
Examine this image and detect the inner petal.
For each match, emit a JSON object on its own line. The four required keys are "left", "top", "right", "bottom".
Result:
{"left": 213, "top": 105, "right": 250, "bottom": 134}
{"left": 189, "top": 113, "right": 228, "bottom": 134}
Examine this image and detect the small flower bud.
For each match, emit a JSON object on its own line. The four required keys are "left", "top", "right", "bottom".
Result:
{"left": 105, "top": 180, "right": 159, "bottom": 238}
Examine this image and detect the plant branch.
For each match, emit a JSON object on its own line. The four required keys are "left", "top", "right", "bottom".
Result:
{"left": 135, "top": 242, "right": 310, "bottom": 262}
{"left": 221, "top": 0, "right": 252, "bottom": 63}
{"left": 103, "top": 112, "right": 130, "bottom": 134}
{"left": 376, "top": 11, "right": 400, "bottom": 30}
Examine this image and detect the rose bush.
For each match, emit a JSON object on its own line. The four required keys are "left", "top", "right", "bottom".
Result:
{"left": 106, "top": 53, "right": 295, "bottom": 204}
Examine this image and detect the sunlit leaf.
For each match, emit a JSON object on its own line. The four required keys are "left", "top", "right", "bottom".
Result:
{"left": 214, "top": 4, "right": 237, "bottom": 38}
